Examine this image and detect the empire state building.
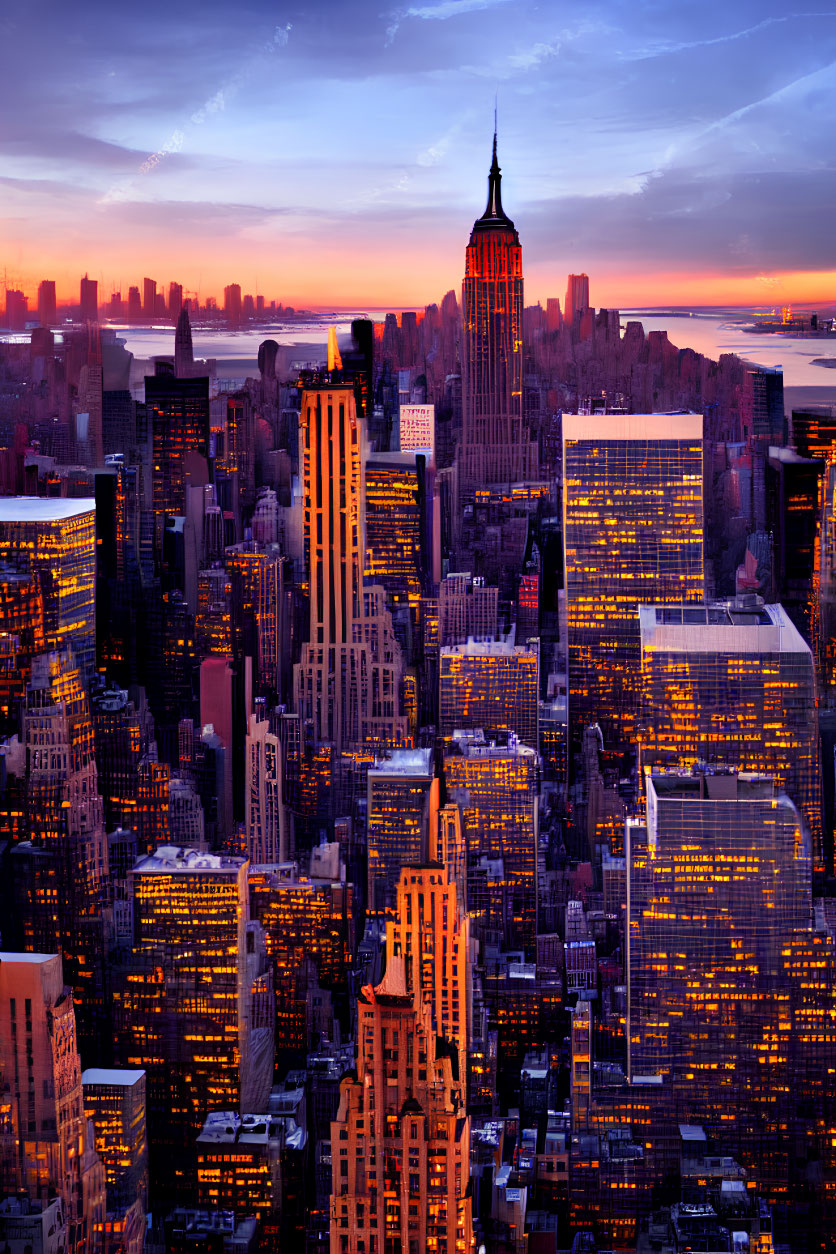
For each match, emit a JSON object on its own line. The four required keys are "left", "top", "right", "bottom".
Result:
{"left": 461, "top": 134, "right": 537, "bottom": 488}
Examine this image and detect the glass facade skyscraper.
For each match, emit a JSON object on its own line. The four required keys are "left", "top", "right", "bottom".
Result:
{"left": 639, "top": 598, "right": 822, "bottom": 865}
{"left": 562, "top": 413, "right": 704, "bottom": 749}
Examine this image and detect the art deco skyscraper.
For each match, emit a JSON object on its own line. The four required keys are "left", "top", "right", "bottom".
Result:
{"left": 293, "top": 385, "right": 406, "bottom": 752}
{"left": 461, "top": 134, "right": 536, "bottom": 489}
{"left": 329, "top": 955, "right": 472, "bottom": 1254}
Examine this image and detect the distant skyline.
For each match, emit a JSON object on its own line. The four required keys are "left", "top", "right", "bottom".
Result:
{"left": 4, "top": 0, "right": 836, "bottom": 308}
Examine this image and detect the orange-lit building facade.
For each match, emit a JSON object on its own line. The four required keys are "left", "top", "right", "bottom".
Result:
{"left": 82, "top": 1069, "right": 148, "bottom": 1254}
{"left": 461, "top": 135, "right": 536, "bottom": 490}
{"left": 639, "top": 599, "right": 822, "bottom": 865}
{"left": 0, "top": 497, "right": 97, "bottom": 686}
{"left": 293, "top": 386, "right": 407, "bottom": 754}
{"left": 562, "top": 413, "right": 704, "bottom": 750}
{"left": 439, "top": 639, "right": 538, "bottom": 749}
{"left": 366, "top": 749, "right": 433, "bottom": 915}
{"left": 0, "top": 953, "right": 105, "bottom": 1254}
{"left": 113, "top": 848, "right": 274, "bottom": 1206}
{"left": 329, "top": 956, "right": 472, "bottom": 1254}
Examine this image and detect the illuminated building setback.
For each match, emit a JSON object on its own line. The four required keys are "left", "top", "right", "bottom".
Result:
{"left": 639, "top": 598, "right": 822, "bottom": 864}
{"left": 0, "top": 497, "right": 97, "bottom": 686}
{"left": 245, "top": 710, "right": 287, "bottom": 865}
{"left": 562, "top": 413, "right": 705, "bottom": 750}
{"left": 363, "top": 454, "right": 424, "bottom": 639}
{"left": 146, "top": 373, "right": 210, "bottom": 545}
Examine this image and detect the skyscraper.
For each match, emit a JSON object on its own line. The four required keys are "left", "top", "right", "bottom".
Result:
{"left": 564, "top": 273, "right": 590, "bottom": 324}
{"left": 461, "top": 133, "right": 536, "bottom": 489}
{"left": 443, "top": 729, "right": 539, "bottom": 954}
{"left": 245, "top": 709, "right": 287, "bottom": 865}
{"left": 438, "top": 638, "right": 539, "bottom": 748}
{"left": 562, "top": 413, "right": 704, "bottom": 749}
{"left": 37, "top": 279, "right": 57, "bottom": 327}
{"left": 0, "top": 498, "right": 97, "bottom": 685}
{"left": 142, "top": 278, "right": 156, "bottom": 321}
{"left": 293, "top": 386, "right": 406, "bottom": 753}
{"left": 366, "top": 749, "right": 433, "bottom": 914}
{"left": 82, "top": 1069, "right": 148, "bottom": 1254}
{"left": 80, "top": 275, "right": 98, "bottom": 322}
{"left": 0, "top": 953, "right": 105, "bottom": 1254}
{"left": 639, "top": 598, "right": 822, "bottom": 865}
{"left": 329, "top": 955, "right": 472, "bottom": 1254}
{"left": 146, "top": 373, "right": 210, "bottom": 545}
{"left": 113, "top": 847, "right": 274, "bottom": 1206}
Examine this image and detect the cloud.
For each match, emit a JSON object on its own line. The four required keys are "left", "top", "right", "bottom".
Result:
{"left": 386, "top": 0, "right": 511, "bottom": 42}
{"left": 625, "top": 11, "right": 836, "bottom": 61}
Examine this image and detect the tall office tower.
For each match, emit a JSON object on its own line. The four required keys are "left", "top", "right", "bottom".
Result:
{"left": 329, "top": 956, "right": 472, "bottom": 1254}
{"left": 113, "top": 847, "right": 274, "bottom": 1206}
{"left": 224, "top": 284, "right": 242, "bottom": 325}
{"left": 626, "top": 770, "right": 826, "bottom": 1201}
{"left": 766, "top": 446, "right": 822, "bottom": 638}
{"left": 245, "top": 709, "right": 287, "bottom": 864}
{"left": 225, "top": 542, "right": 287, "bottom": 699}
{"left": 4, "top": 289, "right": 27, "bottom": 330}
{"left": 80, "top": 274, "right": 98, "bottom": 322}
{"left": 545, "top": 297, "right": 562, "bottom": 332}
{"left": 146, "top": 372, "right": 210, "bottom": 543}
{"left": 444, "top": 729, "right": 538, "bottom": 955}
{"left": 9, "top": 651, "right": 111, "bottom": 1053}
{"left": 195, "top": 566, "right": 232, "bottom": 657}
{"left": 293, "top": 385, "right": 407, "bottom": 753}
{"left": 438, "top": 639, "right": 539, "bottom": 748}
{"left": 141, "top": 278, "right": 156, "bottom": 320}
{"left": 564, "top": 273, "right": 590, "bottom": 324}
{"left": 386, "top": 817, "right": 470, "bottom": 1081}
{"left": 364, "top": 453, "right": 424, "bottom": 640}
{"left": 168, "top": 282, "right": 183, "bottom": 320}
{"left": 249, "top": 853, "right": 355, "bottom": 1054}
{"left": 639, "top": 598, "right": 822, "bottom": 865}
{"left": 38, "top": 279, "right": 57, "bottom": 327}
{"left": 92, "top": 685, "right": 165, "bottom": 840}
{"left": 439, "top": 571, "right": 498, "bottom": 645}
{"left": 366, "top": 749, "right": 433, "bottom": 914}
{"left": 461, "top": 133, "right": 536, "bottom": 489}
{"left": 127, "top": 287, "right": 141, "bottom": 323}
{"left": 174, "top": 305, "right": 194, "bottom": 377}
{"left": 0, "top": 498, "right": 97, "bottom": 685}
{"left": 0, "top": 567, "right": 44, "bottom": 733}
{"left": 82, "top": 1069, "right": 148, "bottom": 1254}
{"left": 0, "top": 953, "right": 105, "bottom": 1254}
{"left": 563, "top": 413, "right": 704, "bottom": 751}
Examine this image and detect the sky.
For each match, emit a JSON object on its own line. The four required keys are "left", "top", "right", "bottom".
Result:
{"left": 3, "top": 0, "right": 836, "bottom": 309}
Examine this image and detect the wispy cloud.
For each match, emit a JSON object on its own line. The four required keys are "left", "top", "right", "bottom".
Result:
{"left": 386, "top": 0, "right": 511, "bottom": 43}
{"left": 626, "top": 12, "right": 836, "bottom": 61}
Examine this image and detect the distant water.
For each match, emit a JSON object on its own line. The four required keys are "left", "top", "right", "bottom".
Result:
{"left": 108, "top": 313, "right": 391, "bottom": 374}
{"left": 5, "top": 308, "right": 836, "bottom": 390}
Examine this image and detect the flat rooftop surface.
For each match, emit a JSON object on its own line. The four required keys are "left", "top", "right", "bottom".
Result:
{"left": 0, "top": 497, "right": 96, "bottom": 522}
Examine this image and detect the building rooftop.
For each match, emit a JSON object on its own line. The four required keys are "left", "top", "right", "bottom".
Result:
{"left": 563, "top": 412, "right": 703, "bottom": 442}
{"left": 639, "top": 597, "right": 810, "bottom": 657}
{"left": 133, "top": 845, "right": 245, "bottom": 873}
{"left": 440, "top": 639, "right": 536, "bottom": 657}
{"left": 369, "top": 748, "right": 433, "bottom": 777}
{"left": 0, "top": 952, "right": 56, "bottom": 964}
{"left": 648, "top": 769, "right": 779, "bottom": 804}
{"left": 0, "top": 497, "right": 96, "bottom": 522}
{"left": 82, "top": 1068, "right": 145, "bottom": 1087}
